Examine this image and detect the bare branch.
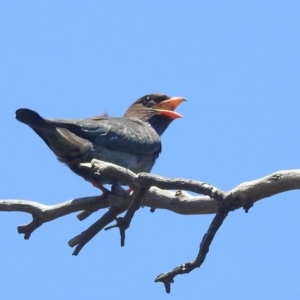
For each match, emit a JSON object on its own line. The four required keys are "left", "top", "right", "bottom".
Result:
{"left": 80, "top": 159, "right": 140, "bottom": 190}
{"left": 228, "top": 170, "right": 300, "bottom": 204}
{"left": 0, "top": 190, "right": 217, "bottom": 226}
{"left": 152, "top": 170, "right": 300, "bottom": 292}
{"left": 155, "top": 207, "right": 229, "bottom": 293}
{"left": 69, "top": 206, "right": 127, "bottom": 256}
{"left": 137, "top": 173, "right": 225, "bottom": 201}
{"left": 1, "top": 160, "right": 300, "bottom": 293}
{"left": 80, "top": 159, "right": 224, "bottom": 246}
{"left": 18, "top": 215, "right": 43, "bottom": 239}
{"left": 105, "top": 187, "right": 150, "bottom": 246}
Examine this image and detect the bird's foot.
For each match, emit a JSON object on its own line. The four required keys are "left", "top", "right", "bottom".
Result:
{"left": 111, "top": 183, "right": 133, "bottom": 198}
{"left": 90, "top": 179, "right": 110, "bottom": 197}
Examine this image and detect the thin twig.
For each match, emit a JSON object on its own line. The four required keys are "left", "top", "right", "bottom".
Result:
{"left": 69, "top": 206, "right": 127, "bottom": 256}
{"left": 17, "top": 215, "right": 43, "bottom": 239}
{"left": 155, "top": 207, "right": 229, "bottom": 293}
{"left": 105, "top": 187, "right": 150, "bottom": 246}
{"left": 1, "top": 162, "right": 300, "bottom": 292}
{"left": 137, "top": 173, "right": 225, "bottom": 202}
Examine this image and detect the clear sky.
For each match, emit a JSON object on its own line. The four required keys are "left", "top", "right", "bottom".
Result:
{"left": 1, "top": 1, "right": 300, "bottom": 299}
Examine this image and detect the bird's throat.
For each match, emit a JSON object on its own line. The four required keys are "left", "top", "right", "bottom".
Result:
{"left": 148, "top": 115, "right": 172, "bottom": 136}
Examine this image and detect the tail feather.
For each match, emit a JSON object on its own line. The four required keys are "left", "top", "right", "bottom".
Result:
{"left": 15, "top": 108, "right": 92, "bottom": 162}
{"left": 16, "top": 109, "right": 56, "bottom": 134}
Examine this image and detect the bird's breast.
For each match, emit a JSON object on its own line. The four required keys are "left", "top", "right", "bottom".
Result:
{"left": 91, "top": 146, "right": 158, "bottom": 174}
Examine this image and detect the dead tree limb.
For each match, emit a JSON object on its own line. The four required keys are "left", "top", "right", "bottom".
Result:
{"left": 1, "top": 159, "right": 299, "bottom": 293}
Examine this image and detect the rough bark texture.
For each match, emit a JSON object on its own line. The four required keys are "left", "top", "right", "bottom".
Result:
{"left": 1, "top": 159, "right": 299, "bottom": 293}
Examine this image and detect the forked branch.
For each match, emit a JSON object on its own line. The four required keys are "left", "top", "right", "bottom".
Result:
{"left": 1, "top": 160, "right": 299, "bottom": 293}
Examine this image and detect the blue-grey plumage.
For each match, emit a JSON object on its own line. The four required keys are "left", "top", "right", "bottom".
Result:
{"left": 15, "top": 94, "right": 185, "bottom": 188}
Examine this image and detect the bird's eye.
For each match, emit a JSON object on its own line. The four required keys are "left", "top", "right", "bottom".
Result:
{"left": 142, "top": 96, "right": 154, "bottom": 107}
{"left": 143, "top": 96, "right": 150, "bottom": 103}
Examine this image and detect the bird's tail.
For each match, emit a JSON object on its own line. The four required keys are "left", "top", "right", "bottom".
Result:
{"left": 15, "top": 108, "right": 91, "bottom": 162}
{"left": 16, "top": 108, "right": 57, "bottom": 134}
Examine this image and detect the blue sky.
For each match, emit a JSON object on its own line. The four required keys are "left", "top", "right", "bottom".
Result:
{"left": 1, "top": 1, "right": 300, "bottom": 299}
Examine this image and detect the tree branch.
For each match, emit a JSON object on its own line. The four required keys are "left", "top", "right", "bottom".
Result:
{"left": 69, "top": 206, "right": 127, "bottom": 256}
{"left": 1, "top": 160, "right": 300, "bottom": 293}
{"left": 155, "top": 207, "right": 229, "bottom": 293}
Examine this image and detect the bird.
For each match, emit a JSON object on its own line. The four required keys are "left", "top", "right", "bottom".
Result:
{"left": 15, "top": 94, "right": 185, "bottom": 192}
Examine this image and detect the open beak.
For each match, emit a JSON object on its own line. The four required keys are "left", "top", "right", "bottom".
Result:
{"left": 151, "top": 96, "right": 185, "bottom": 119}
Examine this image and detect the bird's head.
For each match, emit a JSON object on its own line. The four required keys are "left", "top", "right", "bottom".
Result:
{"left": 124, "top": 94, "right": 185, "bottom": 136}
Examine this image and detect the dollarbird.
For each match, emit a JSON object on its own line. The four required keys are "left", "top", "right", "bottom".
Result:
{"left": 15, "top": 94, "right": 185, "bottom": 192}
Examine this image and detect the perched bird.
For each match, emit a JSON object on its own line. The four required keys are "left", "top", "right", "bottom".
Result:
{"left": 15, "top": 94, "right": 185, "bottom": 191}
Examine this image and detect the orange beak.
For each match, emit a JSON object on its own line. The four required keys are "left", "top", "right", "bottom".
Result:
{"left": 151, "top": 96, "right": 185, "bottom": 119}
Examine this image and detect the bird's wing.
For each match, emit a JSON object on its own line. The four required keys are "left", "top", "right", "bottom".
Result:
{"left": 49, "top": 117, "right": 161, "bottom": 155}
